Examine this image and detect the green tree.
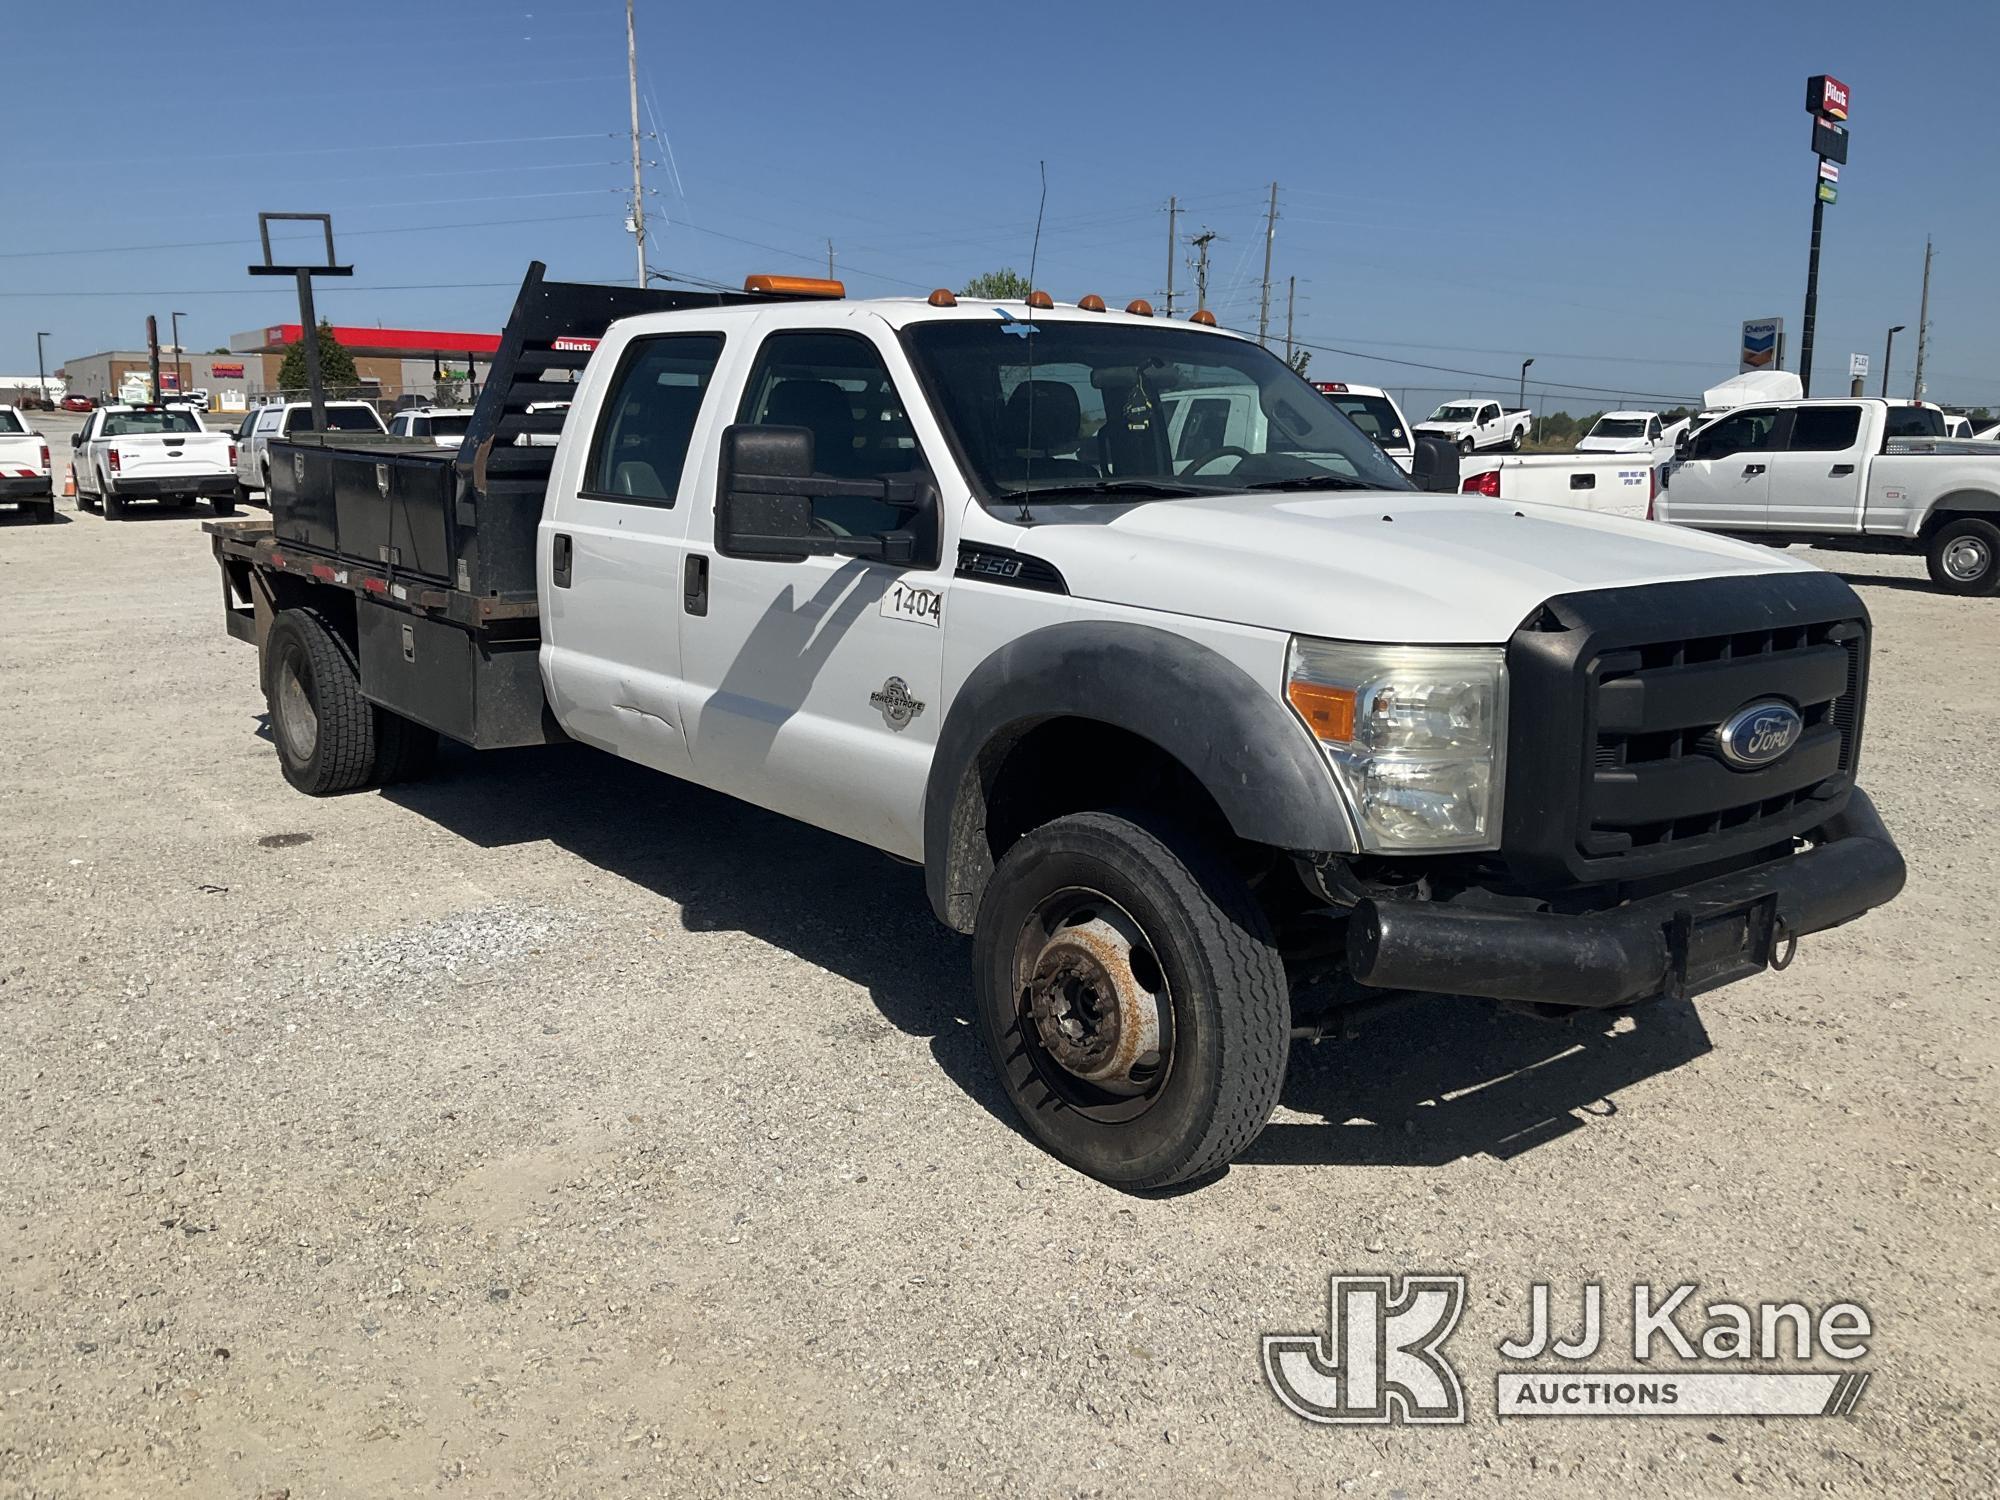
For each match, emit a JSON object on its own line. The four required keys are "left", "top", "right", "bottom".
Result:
{"left": 277, "top": 321, "right": 359, "bottom": 394}
{"left": 1540, "top": 411, "right": 1578, "bottom": 442}
{"left": 1288, "top": 349, "right": 1312, "bottom": 377}
{"left": 960, "top": 268, "right": 1032, "bottom": 299}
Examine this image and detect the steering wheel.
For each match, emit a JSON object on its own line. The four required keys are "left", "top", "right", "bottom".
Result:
{"left": 1181, "top": 444, "right": 1254, "bottom": 475}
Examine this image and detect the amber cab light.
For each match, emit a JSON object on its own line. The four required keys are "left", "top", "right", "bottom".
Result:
{"left": 1189, "top": 309, "right": 1217, "bottom": 326}
{"left": 744, "top": 274, "right": 846, "bottom": 297}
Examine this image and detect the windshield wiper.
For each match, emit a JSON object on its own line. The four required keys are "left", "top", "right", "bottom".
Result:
{"left": 1239, "top": 474, "right": 1385, "bottom": 493}
{"left": 989, "top": 479, "right": 1210, "bottom": 504}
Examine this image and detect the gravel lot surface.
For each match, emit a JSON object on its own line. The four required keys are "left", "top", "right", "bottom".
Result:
{"left": 2, "top": 440, "right": 1995, "bottom": 1497}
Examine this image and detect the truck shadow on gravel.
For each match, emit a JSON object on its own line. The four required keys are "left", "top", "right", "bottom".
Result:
{"left": 385, "top": 742, "right": 1714, "bottom": 1174}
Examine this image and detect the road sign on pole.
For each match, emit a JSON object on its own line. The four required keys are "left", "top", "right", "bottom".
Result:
{"left": 1848, "top": 352, "right": 1870, "bottom": 378}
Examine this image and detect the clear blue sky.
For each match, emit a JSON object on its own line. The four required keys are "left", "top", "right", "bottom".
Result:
{"left": 4, "top": 0, "right": 1997, "bottom": 415}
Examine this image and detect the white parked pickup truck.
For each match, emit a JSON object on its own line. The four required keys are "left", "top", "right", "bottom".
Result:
{"left": 1311, "top": 382, "right": 1416, "bottom": 470}
{"left": 1578, "top": 411, "right": 1667, "bottom": 453}
{"left": 205, "top": 265, "right": 1905, "bottom": 1188}
{"left": 238, "top": 400, "right": 388, "bottom": 500}
{"left": 1660, "top": 396, "right": 2000, "bottom": 594}
{"left": 387, "top": 406, "right": 477, "bottom": 446}
{"left": 72, "top": 404, "right": 237, "bottom": 518}
{"left": 1413, "top": 399, "right": 1532, "bottom": 455}
{"left": 0, "top": 406, "right": 55, "bottom": 521}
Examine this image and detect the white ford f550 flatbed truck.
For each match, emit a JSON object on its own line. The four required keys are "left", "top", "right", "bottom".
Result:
{"left": 206, "top": 265, "right": 1905, "bottom": 1188}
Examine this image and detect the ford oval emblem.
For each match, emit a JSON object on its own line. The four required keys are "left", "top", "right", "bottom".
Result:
{"left": 1717, "top": 700, "right": 1803, "bottom": 769}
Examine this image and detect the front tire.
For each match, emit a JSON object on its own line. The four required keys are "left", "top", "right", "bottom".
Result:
{"left": 1926, "top": 517, "right": 2000, "bottom": 595}
{"left": 972, "top": 810, "right": 1290, "bottom": 1189}
{"left": 264, "top": 608, "right": 378, "bottom": 795}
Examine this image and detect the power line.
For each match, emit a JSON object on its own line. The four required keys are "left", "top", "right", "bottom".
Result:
{"left": 61, "top": 132, "right": 616, "bottom": 167}
{"left": 0, "top": 211, "right": 612, "bottom": 262}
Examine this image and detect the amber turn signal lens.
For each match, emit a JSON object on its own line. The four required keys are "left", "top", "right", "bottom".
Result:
{"left": 1286, "top": 680, "right": 1356, "bottom": 742}
{"left": 1025, "top": 289, "right": 1055, "bottom": 310}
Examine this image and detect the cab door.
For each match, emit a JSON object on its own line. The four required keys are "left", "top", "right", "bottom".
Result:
{"left": 1761, "top": 404, "right": 1867, "bottom": 532}
{"left": 676, "top": 318, "right": 951, "bottom": 860}
{"left": 538, "top": 330, "right": 728, "bottom": 778}
{"left": 1660, "top": 406, "right": 1779, "bottom": 528}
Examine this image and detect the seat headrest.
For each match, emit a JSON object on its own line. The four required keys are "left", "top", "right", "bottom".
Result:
{"left": 1001, "top": 380, "right": 1082, "bottom": 452}
{"left": 763, "top": 380, "right": 856, "bottom": 444}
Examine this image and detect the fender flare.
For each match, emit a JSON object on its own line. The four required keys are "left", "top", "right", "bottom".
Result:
{"left": 922, "top": 620, "right": 1356, "bottom": 931}
{"left": 1922, "top": 490, "right": 2000, "bottom": 530}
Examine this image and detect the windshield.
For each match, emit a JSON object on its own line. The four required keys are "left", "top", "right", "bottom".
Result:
{"left": 1430, "top": 404, "right": 1480, "bottom": 422}
{"left": 0, "top": 409, "right": 25, "bottom": 434}
{"left": 103, "top": 409, "right": 201, "bottom": 436}
{"left": 1323, "top": 392, "right": 1408, "bottom": 448}
{"left": 901, "top": 319, "right": 1412, "bottom": 504}
{"left": 425, "top": 413, "right": 472, "bottom": 438}
{"left": 1590, "top": 418, "right": 1648, "bottom": 438}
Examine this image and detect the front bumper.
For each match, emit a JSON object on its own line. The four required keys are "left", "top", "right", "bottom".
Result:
{"left": 110, "top": 474, "right": 235, "bottom": 499}
{"left": 0, "top": 475, "right": 53, "bottom": 500}
{"left": 1346, "top": 789, "right": 1905, "bottom": 1008}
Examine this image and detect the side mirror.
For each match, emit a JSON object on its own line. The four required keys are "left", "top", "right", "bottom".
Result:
{"left": 716, "top": 424, "right": 931, "bottom": 566}
{"left": 1411, "top": 432, "right": 1460, "bottom": 493}
{"left": 1674, "top": 430, "right": 1692, "bottom": 457}
{"left": 70, "top": 433, "right": 82, "bottom": 448}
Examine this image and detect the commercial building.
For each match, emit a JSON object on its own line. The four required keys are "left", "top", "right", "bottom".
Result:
{"left": 58, "top": 323, "right": 503, "bottom": 412}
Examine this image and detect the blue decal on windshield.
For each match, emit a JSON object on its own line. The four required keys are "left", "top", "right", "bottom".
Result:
{"left": 995, "top": 309, "right": 1037, "bottom": 337}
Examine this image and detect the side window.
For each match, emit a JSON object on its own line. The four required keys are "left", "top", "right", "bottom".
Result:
{"left": 1175, "top": 397, "right": 1234, "bottom": 460}
{"left": 1482, "top": 403, "right": 1499, "bottom": 424}
{"left": 1647, "top": 418, "right": 1661, "bottom": 441}
{"left": 735, "top": 330, "right": 925, "bottom": 539}
{"left": 413, "top": 417, "right": 432, "bottom": 438}
{"left": 1691, "top": 408, "right": 1778, "bottom": 460}
{"left": 1787, "top": 406, "right": 1862, "bottom": 452}
{"left": 586, "top": 333, "right": 724, "bottom": 503}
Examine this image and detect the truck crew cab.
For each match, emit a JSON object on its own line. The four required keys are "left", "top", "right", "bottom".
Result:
{"left": 208, "top": 266, "right": 1905, "bottom": 1188}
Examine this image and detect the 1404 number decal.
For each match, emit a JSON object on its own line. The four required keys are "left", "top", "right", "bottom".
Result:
{"left": 881, "top": 582, "right": 943, "bottom": 627}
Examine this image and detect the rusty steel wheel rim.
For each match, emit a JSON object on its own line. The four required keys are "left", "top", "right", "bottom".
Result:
{"left": 277, "top": 651, "right": 319, "bottom": 763}
{"left": 1011, "top": 887, "right": 1175, "bottom": 1122}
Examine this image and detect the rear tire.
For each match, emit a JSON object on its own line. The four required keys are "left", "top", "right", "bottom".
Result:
{"left": 264, "top": 608, "right": 377, "bottom": 795}
{"left": 1509, "top": 427, "right": 1525, "bottom": 451}
{"left": 373, "top": 710, "right": 440, "bottom": 785}
{"left": 233, "top": 481, "right": 254, "bottom": 509}
{"left": 1925, "top": 517, "right": 2000, "bottom": 596}
{"left": 101, "top": 484, "right": 125, "bottom": 520}
{"left": 211, "top": 493, "right": 237, "bottom": 516}
{"left": 972, "top": 810, "right": 1290, "bottom": 1190}
{"left": 37, "top": 501, "right": 57, "bottom": 523}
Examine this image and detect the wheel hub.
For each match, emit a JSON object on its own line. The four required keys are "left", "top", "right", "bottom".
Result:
{"left": 278, "top": 659, "right": 319, "bottom": 761}
{"left": 1024, "top": 913, "right": 1163, "bottom": 1094}
{"left": 1944, "top": 536, "right": 1989, "bottom": 581}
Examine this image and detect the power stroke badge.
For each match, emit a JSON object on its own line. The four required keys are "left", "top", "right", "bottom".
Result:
{"left": 869, "top": 677, "right": 925, "bottom": 731}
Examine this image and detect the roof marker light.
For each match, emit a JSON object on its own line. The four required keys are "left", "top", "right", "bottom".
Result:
{"left": 1125, "top": 299, "right": 1154, "bottom": 317}
{"left": 1077, "top": 294, "right": 1106, "bottom": 312}
{"left": 1189, "top": 309, "right": 1217, "bottom": 326}
{"left": 927, "top": 288, "right": 957, "bottom": 307}
{"left": 1025, "top": 290, "right": 1055, "bottom": 310}
{"left": 744, "top": 274, "right": 846, "bottom": 297}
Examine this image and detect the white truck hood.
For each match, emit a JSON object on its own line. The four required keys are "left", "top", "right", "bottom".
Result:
{"left": 1004, "top": 490, "right": 1815, "bottom": 644}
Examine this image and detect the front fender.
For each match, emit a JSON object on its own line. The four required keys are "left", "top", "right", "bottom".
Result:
{"left": 923, "top": 620, "right": 1355, "bottom": 931}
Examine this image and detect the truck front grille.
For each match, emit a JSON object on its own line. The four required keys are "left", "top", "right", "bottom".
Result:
{"left": 1500, "top": 571, "right": 1871, "bottom": 888}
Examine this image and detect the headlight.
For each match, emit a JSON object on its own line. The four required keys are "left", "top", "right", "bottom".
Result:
{"left": 1285, "top": 639, "right": 1507, "bottom": 851}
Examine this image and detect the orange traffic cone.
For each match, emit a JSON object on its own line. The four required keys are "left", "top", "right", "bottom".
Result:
{"left": 62, "top": 466, "right": 75, "bottom": 498}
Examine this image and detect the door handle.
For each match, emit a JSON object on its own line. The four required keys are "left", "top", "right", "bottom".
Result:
{"left": 1742, "top": 463, "right": 1766, "bottom": 476}
{"left": 1829, "top": 464, "right": 1855, "bottom": 477}
{"left": 683, "top": 554, "right": 709, "bottom": 616}
{"left": 552, "top": 532, "right": 572, "bottom": 588}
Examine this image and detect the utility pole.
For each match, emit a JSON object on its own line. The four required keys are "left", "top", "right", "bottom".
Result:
{"left": 146, "top": 315, "right": 161, "bottom": 406}
{"left": 1799, "top": 173, "right": 1826, "bottom": 397}
{"left": 625, "top": 0, "right": 647, "bottom": 288}
{"left": 170, "top": 311, "right": 187, "bottom": 398}
{"left": 1912, "top": 236, "right": 1933, "bottom": 400}
{"left": 35, "top": 332, "right": 49, "bottom": 406}
{"left": 1257, "top": 181, "right": 1278, "bottom": 346}
{"left": 827, "top": 238, "right": 835, "bottom": 279}
{"left": 1191, "top": 228, "right": 1216, "bottom": 313}
{"left": 1284, "top": 276, "right": 1295, "bottom": 362}
{"left": 1164, "top": 195, "right": 1177, "bottom": 318}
